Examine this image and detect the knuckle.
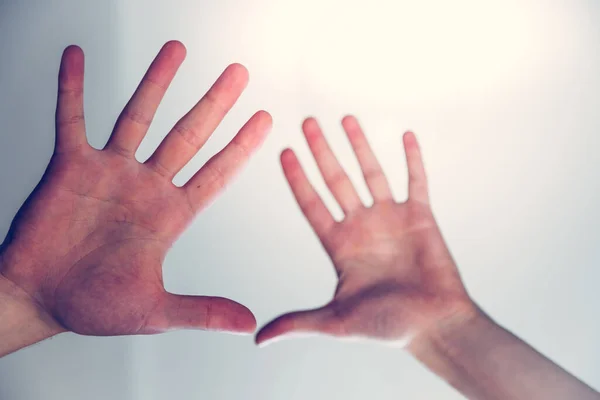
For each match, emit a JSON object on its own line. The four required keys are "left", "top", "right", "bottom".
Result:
{"left": 229, "top": 140, "right": 250, "bottom": 162}
{"left": 122, "top": 107, "right": 153, "bottom": 127}
{"left": 183, "top": 187, "right": 197, "bottom": 215}
{"left": 194, "top": 163, "right": 227, "bottom": 193}
{"left": 299, "top": 195, "right": 322, "bottom": 214}
{"left": 325, "top": 302, "right": 349, "bottom": 336}
{"left": 204, "top": 91, "right": 228, "bottom": 116}
{"left": 108, "top": 142, "right": 132, "bottom": 159}
{"left": 325, "top": 172, "right": 349, "bottom": 189}
{"left": 172, "top": 123, "right": 200, "bottom": 149}
{"left": 364, "top": 169, "right": 386, "bottom": 182}
{"left": 204, "top": 301, "right": 213, "bottom": 330}
{"left": 57, "top": 114, "right": 85, "bottom": 128}
{"left": 144, "top": 77, "right": 169, "bottom": 92}
{"left": 207, "top": 164, "right": 227, "bottom": 189}
{"left": 58, "top": 87, "right": 83, "bottom": 98}
{"left": 149, "top": 158, "right": 172, "bottom": 179}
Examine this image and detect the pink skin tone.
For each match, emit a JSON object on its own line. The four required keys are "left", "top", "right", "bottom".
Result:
{"left": 256, "top": 117, "right": 477, "bottom": 347}
{"left": 0, "top": 41, "right": 272, "bottom": 341}
{"left": 1, "top": 40, "right": 598, "bottom": 400}
{"left": 253, "top": 112, "right": 599, "bottom": 400}
{"left": 0, "top": 40, "right": 476, "bottom": 347}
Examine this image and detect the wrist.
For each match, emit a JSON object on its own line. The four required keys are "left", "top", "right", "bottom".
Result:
{"left": 0, "top": 251, "right": 65, "bottom": 357}
{"left": 407, "top": 298, "right": 483, "bottom": 360}
{"left": 406, "top": 300, "right": 499, "bottom": 396}
{"left": 406, "top": 300, "right": 600, "bottom": 399}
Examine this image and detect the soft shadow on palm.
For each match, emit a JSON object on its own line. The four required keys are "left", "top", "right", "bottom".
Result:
{"left": 256, "top": 117, "right": 474, "bottom": 346}
{"left": 0, "top": 41, "right": 272, "bottom": 336}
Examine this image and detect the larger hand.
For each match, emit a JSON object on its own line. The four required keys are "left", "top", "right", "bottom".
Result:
{"left": 256, "top": 117, "right": 475, "bottom": 346}
{"left": 0, "top": 42, "right": 271, "bottom": 342}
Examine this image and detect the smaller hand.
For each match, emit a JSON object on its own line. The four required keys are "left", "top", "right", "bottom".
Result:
{"left": 0, "top": 41, "right": 271, "bottom": 340}
{"left": 256, "top": 116, "right": 476, "bottom": 347}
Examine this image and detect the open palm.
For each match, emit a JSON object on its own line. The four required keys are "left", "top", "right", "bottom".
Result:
{"left": 0, "top": 41, "right": 271, "bottom": 337}
{"left": 256, "top": 117, "right": 475, "bottom": 346}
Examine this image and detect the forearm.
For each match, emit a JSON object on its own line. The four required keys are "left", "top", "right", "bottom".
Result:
{"left": 0, "top": 274, "right": 64, "bottom": 357}
{"left": 408, "top": 306, "right": 600, "bottom": 400}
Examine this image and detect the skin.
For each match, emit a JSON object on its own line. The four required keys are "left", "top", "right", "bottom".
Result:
{"left": 256, "top": 117, "right": 476, "bottom": 345}
{"left": 0, "top": 41, "right": 598, "bottom": 399}
{"left": 0, "top": 41, "right": 272, "bottom": 356}
{"left": 256, "top": 117, "right": 600, "bottom": 399}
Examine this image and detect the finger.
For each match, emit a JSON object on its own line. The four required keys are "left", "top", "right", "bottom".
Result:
{"left": 106, "top": 40, "right": 186, "bottom": 156}
{"left": 255, "top": 305, "right": 340, "bottom": 346}
{"left": 183, "top": 110, "right": 272, "bottom": 214}
{"left": 341, "top": 115, "right": 393, "bottom": 202}
{"left": 403, "top": 131, "right": 430, "bottom": 204}
{"left": 146, "top": 63, "right": 249, "bottom": 179}
{"left": 142, "top": 293, "right": 257, "bottom": 334}
{"left": 55, "top": 45, "right": 87, "bottom": 154}
{"left": 280, "top": 149, "right": 336, "bottom": 240}
{"left": 302, "top": 118, "right": 363, "bottom": 214}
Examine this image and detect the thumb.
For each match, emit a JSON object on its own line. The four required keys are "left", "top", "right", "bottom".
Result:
{"left": 255, "top": 304, "right": 340, "bottom": 346}
{"left": 142, "top": 293, "right": 257, "bottom": 334}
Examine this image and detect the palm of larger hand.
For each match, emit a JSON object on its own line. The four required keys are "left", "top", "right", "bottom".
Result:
{"left": 2, "top": 150, "right": 187, "bottom": 335}
{"left": 0, "top": 42, "right": 270, "bottom": 337}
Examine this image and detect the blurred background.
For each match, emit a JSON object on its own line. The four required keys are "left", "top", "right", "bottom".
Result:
{"left": 0, "top": 0, "right": 599, "bottom": 399}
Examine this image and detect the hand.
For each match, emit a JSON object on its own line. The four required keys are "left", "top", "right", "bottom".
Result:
{"left": 256, "top": 116, "right": 476, "bottom": 347}
{"left": 0, "top": 41, "right": 272, "bottom": 338}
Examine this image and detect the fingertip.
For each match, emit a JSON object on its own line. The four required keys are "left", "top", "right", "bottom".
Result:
{"left": 235, "top": 311, "right": 258, "bottom": 334}
{"left": 60, "top": 45, "right": 85, "bottom": 81}
{"left": 255, "top": 323, "right": 285, "bottom": 347}
{"left": 302, "top": 118, "right": 323, "bottom": 143}
{"left": 280, "top": 149, "right": 298, "bottom": 171}
{"left": 165, "top": 39, "right": 186, "bottom": 51}
{"left": 256, "top": 110, "right": 273, "bottom": 127}
{"left": 302, "top": 116, "right": 318, "bottom": 131}
{"left": 254, "top": 328, "right": 270, "bottom": 346}
{"left": 341, "top": 114, "right": 357, "bottom": 127}
{"left": 163, "top": 40, "right": 187, "bottom": 60}
{"left": 232, "top": 299, "right": 258, "bottom": 329}
{"left": 342, "top": 115, "right": 363, "bottom": 142}
{"left": 227, "top": 63, "right": 250, "bottom": 85}
{"left": 192, "top": 295, "right": 258, "bottom": 334}
{"left": 235, "top": 111, "right": 272, "bottom": 152}
{"left": 280, "top": 148, "right": 294, "bottom": 160}
{"left": 63, "top": 44, "right": 83, "bottom": 59}
{"left": 213, "top": 300, "right": 257, "bottom": 335}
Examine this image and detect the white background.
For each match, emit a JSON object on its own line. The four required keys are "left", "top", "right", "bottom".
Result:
{"left": 0, "top": 0, "right": 599, "bottom": 399}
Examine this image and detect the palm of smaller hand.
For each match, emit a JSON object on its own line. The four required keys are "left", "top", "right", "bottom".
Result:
{"left": 327, "top": 200, "right": 436, "bottom": 275}
{"left": 256, "top": 117, "right": 473, "bottom": 346}
{"left": 322, "top": 201, "right": 466, "bottom": 342}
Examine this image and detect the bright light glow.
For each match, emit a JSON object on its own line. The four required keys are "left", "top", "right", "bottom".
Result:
{"left": 235, "top": 0, "right": 571, "bottom": 107}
